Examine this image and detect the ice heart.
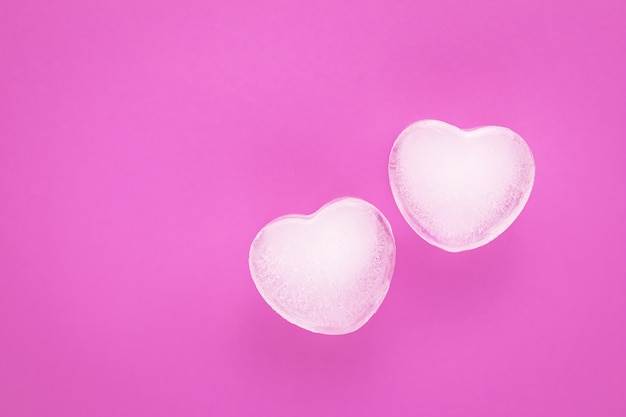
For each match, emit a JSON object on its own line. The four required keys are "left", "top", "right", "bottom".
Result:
{"left": 389, "top": 120, "right": 535, "bottom": 252}
{"left": 248, "top": 197, "right": 396, "bottom": 335}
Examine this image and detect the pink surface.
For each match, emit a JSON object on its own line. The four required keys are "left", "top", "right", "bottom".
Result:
{"left": 1, "top": 1, "right": 625, "bottom": 416}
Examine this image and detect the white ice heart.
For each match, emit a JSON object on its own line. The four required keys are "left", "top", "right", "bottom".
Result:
{"left": 389, "top": 120, "right": 535, "bottom": 252}
{"left": 249, "top": 197, "right": 396, "bottom": 335}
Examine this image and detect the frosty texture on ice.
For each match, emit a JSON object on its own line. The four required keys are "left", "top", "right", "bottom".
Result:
{"left": 249, "top": 197, "right": 396, "bottom": 335}
{"left": 389, "top": 120, "right": 535, "bottom": 252}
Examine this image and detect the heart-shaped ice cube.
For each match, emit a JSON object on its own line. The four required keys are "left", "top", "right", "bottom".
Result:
{"left": 389, "top": 120, "right": 535, "bottom": 252}
{"left": 249, "top": 197, "right": 396, "bottom": 335}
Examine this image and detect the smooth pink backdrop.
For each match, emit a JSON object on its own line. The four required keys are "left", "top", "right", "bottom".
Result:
{"left": 1, "top": 1, "right": 625, "bottom": 416}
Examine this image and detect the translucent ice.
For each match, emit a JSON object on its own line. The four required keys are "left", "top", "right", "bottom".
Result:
{"left": 389, "top": 120, "right": 535, "bottom": 252}
{"left": 248, "top": 197, "right": 396, "bottom": 335}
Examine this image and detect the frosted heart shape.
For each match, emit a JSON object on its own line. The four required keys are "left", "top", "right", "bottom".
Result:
{"left": 248, "top": 197, "right": 396, "bottom": 335}
{"left": 389, "top": 120, "right": 535, "bottom": 252}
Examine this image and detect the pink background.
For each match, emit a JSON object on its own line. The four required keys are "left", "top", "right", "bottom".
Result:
{"left": 1, "top": 1, "right": 625, "bottom": 416}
